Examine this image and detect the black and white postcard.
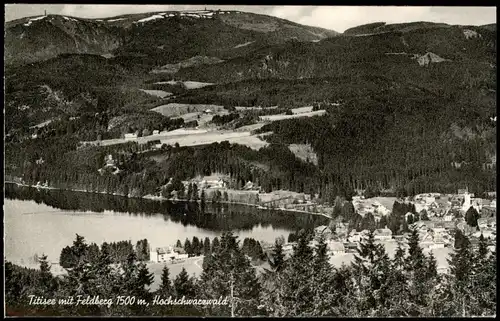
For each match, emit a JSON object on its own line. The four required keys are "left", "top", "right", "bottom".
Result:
{"left": 4, "top": 4, "right": 497, "bottom": 317}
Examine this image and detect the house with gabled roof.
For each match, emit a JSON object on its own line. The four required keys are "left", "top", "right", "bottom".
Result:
{"left": 150, "top": 246, "right": 188, "bottom": 263}
{"left": 374, "top": 228, "right": 392, "bottom": 241}
{"left": 327, "top": 241, "right": 345, "bottom": 255}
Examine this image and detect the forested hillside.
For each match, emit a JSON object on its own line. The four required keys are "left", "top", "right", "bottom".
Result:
{"left": 4, "top": 13, "right": 497, "bottom": 199}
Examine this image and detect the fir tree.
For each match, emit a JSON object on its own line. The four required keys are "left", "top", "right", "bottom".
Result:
{"left": 37, "top": 254, "right": 57, "bottom": 297}
{"left": 311, "top": 234, "right": 337, "bottom": 316}
{"left": 184, "top": 239, "right": 192, "bottom": 257}
{"left": 198, "top": 232, "right": 261, "bottom": 316}
{"left": 465, "top": 207, "right": 480, "bottom": 227}
{"left": 192, "top": 183, "right": 199, "bottom": 201}
{"left": 268, "top": 239, "right": 286, "bottom": 273}
{"left": 352, "top": 230, "right": 391, "bottom": 315}
{"left": 158, "top": 266, "right": 173, "bottom": 296}
{"left": 420, "top": 209, "right": 430, "bottom": 221}
{"left": 313, "top": 233, "right": 329, "bottom": 271}
{"left": 203, "top": 237, "right": 211, "bottom": 256}
{"left": 200, "top": 189, "right": 206, "bottom": 212}
{"left": 63, "top": 234, "right": 93, "bottom": 297}
{"left": 448, "top": 230, "right": 473, "bottom": 287}
{"left": 212, "top": 237, "right": 220, "bottom": 252}
{"left": 387, "top": 242, "right": 410, "bottom": 316}
{"left": 447, "top": 231, "right": 474, "bottom": 316}
{"left": 426, "top": 251, "right": 438, "bottom": 281}
{"left": 274, "top": 231, "right": 315, "bottom": 316}
{"left": 405, "top": 229, "right": 428, "bottom": 314}
{"left": 476, "top": 233, "right": 488, "bottom": 263}
{"left": 186, "top": 183, "right": 193, "bottom": 201}
{"left": 89, "top": 243, "right": 116, "bottom": 302}
{"left": 192, "top": 236, "right": 201, "bottom": 256}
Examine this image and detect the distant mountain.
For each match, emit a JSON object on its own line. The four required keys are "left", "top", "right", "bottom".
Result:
{"left": 481, "top": 23, "right": 496, "bottom": 32}
{"left": 5, "top": 15, "right": 124, "bottom": 66}
{"left": 343, "top": 21, "right": 451, "bottom": 36}
{"left": 5, "top": 18, "right": 495, "bottom": 129}
{"left": 174, "top": 23, "right": 496, "bottom": 83}
{"left": 5, "top": 10, "right": 339, "bottom": 66}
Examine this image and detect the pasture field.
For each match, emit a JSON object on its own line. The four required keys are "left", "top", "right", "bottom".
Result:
{"left": 233, "top": 123, "right": 267, "bottom": 132}
{"left": 174, "top": 110, "right": 229, "bottom": 127}
{"left": 234, "top": 106, "right": 278, "bottom": 111}
{"left": 291, "top": 106, "right": 313, "bottom": 114}
{"left": 288, "top": 144, "right": 318, "bottom": 165}
{"left": 259, "top": 110, "right": 326, "bottom": 121}
{"left": 85, "top": 129, "right": 267, "bottom": 150}
{"left": 153, "top": 80, "right": 214, "bottom": 89}
{"left": 152, "top": 103, "right": 225, "bottom": 117}
{"left": 139, "top": 89, "right": 172, "bottom": 98}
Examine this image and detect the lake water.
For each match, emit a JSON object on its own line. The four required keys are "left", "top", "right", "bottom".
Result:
{"left": 4, "top": 183, "right": 328, "bottom": 264}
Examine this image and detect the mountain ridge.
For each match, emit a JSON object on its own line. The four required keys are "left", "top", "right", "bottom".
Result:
{"left": 5, "top": 10, "right": 339, "bottom": 66}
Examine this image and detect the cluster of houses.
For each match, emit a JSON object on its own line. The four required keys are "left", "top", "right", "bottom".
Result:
{"left": 124, "top": 129, "right": 161, "bottom": 140}
{"left": 409, "top": 189, "right": 496, "bottom": 220}
{"left": 271, "top": 226, "right": 398, "bottom": 262}
{"left": 281, "top": 206, "right": 495, "bottom": 253}
{"left": 352, "top": 196, "right": 391, "bottom": 218}
{"left": 410, "top": 221, "right": 455, "bottom": 249}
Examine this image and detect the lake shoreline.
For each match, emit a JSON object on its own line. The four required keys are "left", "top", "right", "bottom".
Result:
{"left": 4, "top": 180, "right": 332, "bottom": 219}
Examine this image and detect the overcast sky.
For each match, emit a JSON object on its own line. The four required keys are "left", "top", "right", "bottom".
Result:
{"left": 5, "top": 5, "right": 496, "bottom": 32}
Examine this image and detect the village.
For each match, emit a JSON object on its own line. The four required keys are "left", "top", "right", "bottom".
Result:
{"left": 146, "top": 175, "right": 496, "bottom": 275}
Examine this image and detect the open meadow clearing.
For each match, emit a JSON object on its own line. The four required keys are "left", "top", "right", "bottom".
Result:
{"left": 288, "top": 144, "right": 318, "bottom": 165}
{"left": 174, "top": 110, "right": 229, "bottom": 127}
{"left": 291, "top": 106, "right": 313, "bottom": 114}
{"left": 151, "top": 103, "right": 225, "bottom": 117}
{"left": 234, "top": 106, "right": 278, "bottom": 111}
{"left": 153, "top": 80, "right": 214, "bottom": 89}
{"left": 139, "top": 89, "right": 172, "bottom": 98}
{"left": 85, "top": 128, "right": 268, "bottom": 150}
{"left": 259, "top": 110, "right": 326, "bottom": 121}
{"left": 233, "top": 122, "right": 268, "bottom": 132}
{"left": 155, "top": 130, "right": 267, "bottom": 150}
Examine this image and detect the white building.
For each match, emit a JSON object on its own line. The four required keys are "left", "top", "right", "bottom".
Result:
{"left": 443, "top": 214, "right": 454, "bottom": 221}
{"left": 150, "top": 246, "right": 188, "bottom": 263}
{"left": 374, "top": 204, "right": 390, "bottom": 216}
{"left": 424, "top": 196, "right": 436, "bottom": 204}
{"left": 349, "top": 231, "right": 362, "bottom": 243}
{"left": 104, "top": 154, "right": 116, "bottom": 167}
{"left": 473, "top": 230, "right": 495, "bottom": 240}
{"left": 327, "top": 241, "right": 345, "bottom": 255}
{"left": 431, "top": 227, "right": 446, "bottom": 235}
{"left": 414, "top": 201, "right": 428, "bottom": 214}
{"left": 437, "top": 266, "right": 450, "bottom": 274}
{"left": 125, "top": 133, "right": 138, "bottom": 140}
{"left": 153, "top": 130, "right": 160, "bottom": 135}
{"left": 314, "top": 225, "right": 333, "bottom": 239}
{"left": 374, "top": 228, "right": 392, "bottom": 241}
